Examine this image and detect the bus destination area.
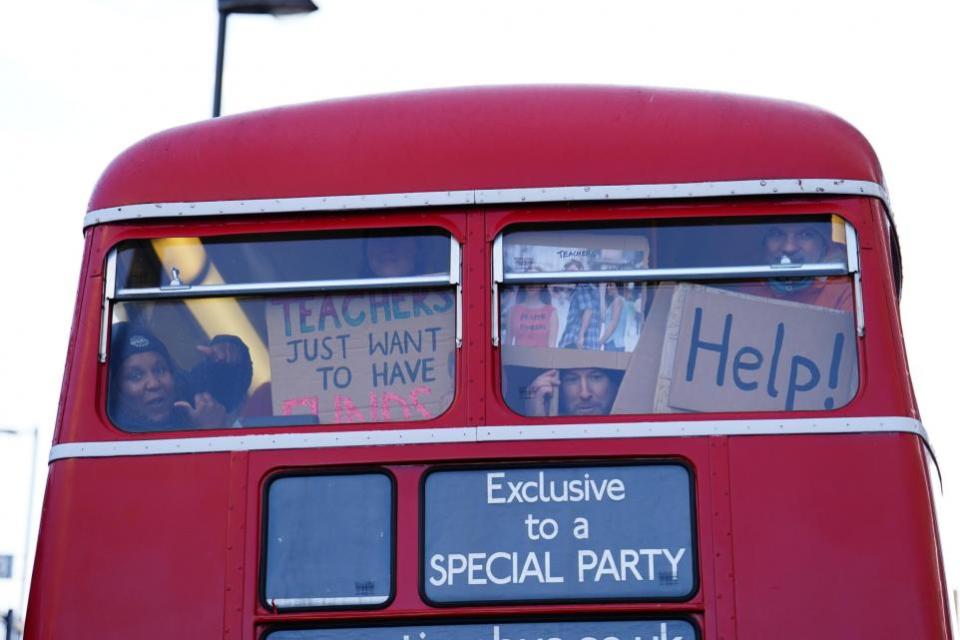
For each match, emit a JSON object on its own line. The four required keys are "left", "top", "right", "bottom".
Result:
{"left": 267, "top": 619, "right": 698, "bottom": 640}
{"left": 423, "top": 464, "right": 695, "bottom": 603}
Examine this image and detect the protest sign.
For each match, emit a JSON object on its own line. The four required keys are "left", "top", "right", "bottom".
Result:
{"left": 265, "top": 290, "right": 456, "bottom": 424}
{"left": 506, "top": 282, "right": 856, "bottom": 416}
{"left": 650, "top": 284, "right": 857, "bottom": 413}
{"left": 423, "top": 464, "right": 695, "bottom": 603}
{"left": 503, "top": 230, "right": 650, "bottom": 274}
{"left": 501, "top": 346, "right": 632, "bottom": 372}
{"left": 609, "top": 283, "right": 675, "bottom": 415}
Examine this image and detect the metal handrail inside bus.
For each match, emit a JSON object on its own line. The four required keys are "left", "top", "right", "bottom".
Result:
{"left": 491, "top": 222, "right": 864, "bottom": 345}
{"left": 98, "top": 237, "right": 463, "bottom": 361}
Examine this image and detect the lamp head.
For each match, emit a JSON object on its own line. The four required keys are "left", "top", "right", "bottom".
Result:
{"left": 218, "top": 0, "right": 318, "bottom": 15}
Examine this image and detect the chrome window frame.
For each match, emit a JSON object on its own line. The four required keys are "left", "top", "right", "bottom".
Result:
{"left": 492, "top": 219, "right": 863, "bottom": 345}
{"left": 99, "top": 236, "right": 462, "bottom": 362}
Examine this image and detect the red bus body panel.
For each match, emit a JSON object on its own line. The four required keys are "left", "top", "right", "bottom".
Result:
{"left": 88, "top": 86, "right": 882, "bottom": 211}
{"left": 27, "top": 87, "right": 949, "bottom": 639}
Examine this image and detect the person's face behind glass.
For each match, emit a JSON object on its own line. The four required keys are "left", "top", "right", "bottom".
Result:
{"left": 763, "top": 223, "right": 828, "bottom": 265}
{"left": 118, "top": 351, "right": 176, "bottom": 425}
{"left": 560, "top": 368, "right": 615, "bottom": 415}
{"left": 366, "top": 236, "right": 418, "bottom": 277}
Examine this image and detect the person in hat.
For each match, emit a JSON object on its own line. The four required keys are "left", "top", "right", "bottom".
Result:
{"left": 755, "top": 221, "right": 852, "bottom": 311}
{"left": 109, "top": 323, "right": 252, "bottom": 431}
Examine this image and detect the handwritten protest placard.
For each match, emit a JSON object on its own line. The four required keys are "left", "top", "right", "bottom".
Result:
{"left": 503, "top": 231, "right": 650, "bottom": 274}
{"left": 265, "top": 290, "right": 456, "bottom": 424}
{"left": 651, "top": 284, "right": 857, "bottom": 413}
{"left": 503, "top": 281, "right": 856, "bottom": 416}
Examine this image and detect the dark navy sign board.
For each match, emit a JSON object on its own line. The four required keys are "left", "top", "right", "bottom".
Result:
{"left": 423, "top": 465, "right": 694, "bottom": 602}
{"left": 269, "top": 620, "right": 697, "bottom": 640}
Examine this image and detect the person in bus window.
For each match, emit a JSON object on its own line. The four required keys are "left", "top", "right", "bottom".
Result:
{"left": 599, "top": 283, "right": 628, "bottom": 351}
{"left": 750, "top": 221, "right": 853, "bottom": 312}
{"left": 364, "top": 236, "right": 417, "bottom": 278}
{"left": 521, "top": 367, "right": 621, "bottom": 416}
{"left": 557, "top": 259, "right": 601, "bottom": 350}
{"left": 507, "top": 275, "right": 559, "bottom": 348}
{"left": 364, "top": 235, "right": 448, "bottom": 278}
{"left": 184, "top": 334, "right": 254, "bottom": 422}
{"left": 109, "top": 323, "right": 251, "bottom": 431}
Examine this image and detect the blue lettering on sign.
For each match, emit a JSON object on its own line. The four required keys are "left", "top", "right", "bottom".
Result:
{"left": 273, "top": 293, "right": 451, "bottom": 337}
{"left": 422, "top": 465, "right": 694, "bottom": 603}
{"left": 267, "top": 620, "right": 698, "bottom": 640}
{"left": 683, "top": 305, "right": 848, "bottom": 410}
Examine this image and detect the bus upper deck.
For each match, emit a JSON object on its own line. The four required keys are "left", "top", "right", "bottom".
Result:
{"left": 27, "top": 86, "right": 951, "bottom": 639}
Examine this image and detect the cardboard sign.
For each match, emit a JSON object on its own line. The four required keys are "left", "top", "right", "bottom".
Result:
{"left": 608, "top": 283, "right": 675, "bottom": 415}
{"left": 503, "top": 231, "right": 650, "bottom": 274}
{"left": 632, "top": 284, "right": 857, "bottom": 413}
{"left": 265, "top": 290, "right": 456, "bottom": 424}
{"left": 501, "top": 346, "right": 632, "bottom": 372}
{"left": 504, "top": 282, "right": 857, "bottom": 416}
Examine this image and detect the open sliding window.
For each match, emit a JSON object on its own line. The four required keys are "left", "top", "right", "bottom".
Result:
{"left": 494, "top": 215, "right": 861, "bottom": 417}
{"left": 102, "top": 230, "right": 460, "bottom": 432}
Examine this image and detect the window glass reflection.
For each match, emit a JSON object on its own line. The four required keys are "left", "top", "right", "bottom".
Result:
{"left": 500, "top": 214, "right": 857, "bottom": 417}
{"left": 116, "top": 230, "right": 451, "bottom": 290}
{"left": 502, "top": 215, "right": 845, "bottom": 275}
{"left": 108, "top": 289, "right": 456, "bottom": 431}
{"left": 502, "top": 279, "right": 858, "bottom": 417}
{"left": 265, "top": 473, "right": 393, "bottom": 608}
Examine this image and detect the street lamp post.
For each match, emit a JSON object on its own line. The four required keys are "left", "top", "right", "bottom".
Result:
{"left": 0, "top": 427, "right": 38, "bottom": 633}
{"left": 212, "top": 0, "right": 319, "bottom": 118}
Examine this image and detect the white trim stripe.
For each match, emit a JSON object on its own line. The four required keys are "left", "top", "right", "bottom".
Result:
{"left": 83, "top": 179, "right": 890, "bottom": 228}
{"left": 268, "top": 596, "right": 389, "bottom": 608}
{"left": 48, "top": 417, "right": 926, "bottom": 462}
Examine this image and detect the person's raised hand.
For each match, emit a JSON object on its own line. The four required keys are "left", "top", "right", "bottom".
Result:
{"left": 175, "top": 392, "right": 228, "bottom": 428}
{"left": 523, "top": 368, "right": 560, "bottom": 417}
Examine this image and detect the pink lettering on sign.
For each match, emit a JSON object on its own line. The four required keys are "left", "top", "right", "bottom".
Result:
{"left": 281, "top": 396, "right": 319, "bottom": 416}
{"left": 382, "top": 393, "right": 412, "bottom": 420}
{"left": 334, "top": 396, "right": 365, "bottom": 423}
{"left": 410, "top": 386, "right": 433, "bottom": 418}
{"left": 280, "top": 388, "right": 437, "bottom": 423}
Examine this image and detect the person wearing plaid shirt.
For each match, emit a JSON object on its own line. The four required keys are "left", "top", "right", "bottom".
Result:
{"left": 559, "top": 280, "right": 602, "bottom": 350}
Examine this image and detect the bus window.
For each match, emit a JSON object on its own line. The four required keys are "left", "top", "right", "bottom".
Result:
{"left": 496, "top": 215, "right": 860, "bottom": 416}
{"left": 264, "top": 472, "right": 393, "bottom": 609}
{"left": 105, "top": 230, "right": 459, "bottom": 431}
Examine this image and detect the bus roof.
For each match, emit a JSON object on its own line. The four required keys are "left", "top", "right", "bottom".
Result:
{"left": 88, "top": 85, "right": 884, "bottom": 216}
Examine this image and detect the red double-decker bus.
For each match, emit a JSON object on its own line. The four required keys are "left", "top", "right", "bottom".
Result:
{"left": 26, "top": 86, "right": 954, "bottom": 639}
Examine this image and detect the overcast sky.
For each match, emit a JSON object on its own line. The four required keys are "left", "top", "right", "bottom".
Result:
{"left": 1, "top": 0, "right": 957, "bottom": 617}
